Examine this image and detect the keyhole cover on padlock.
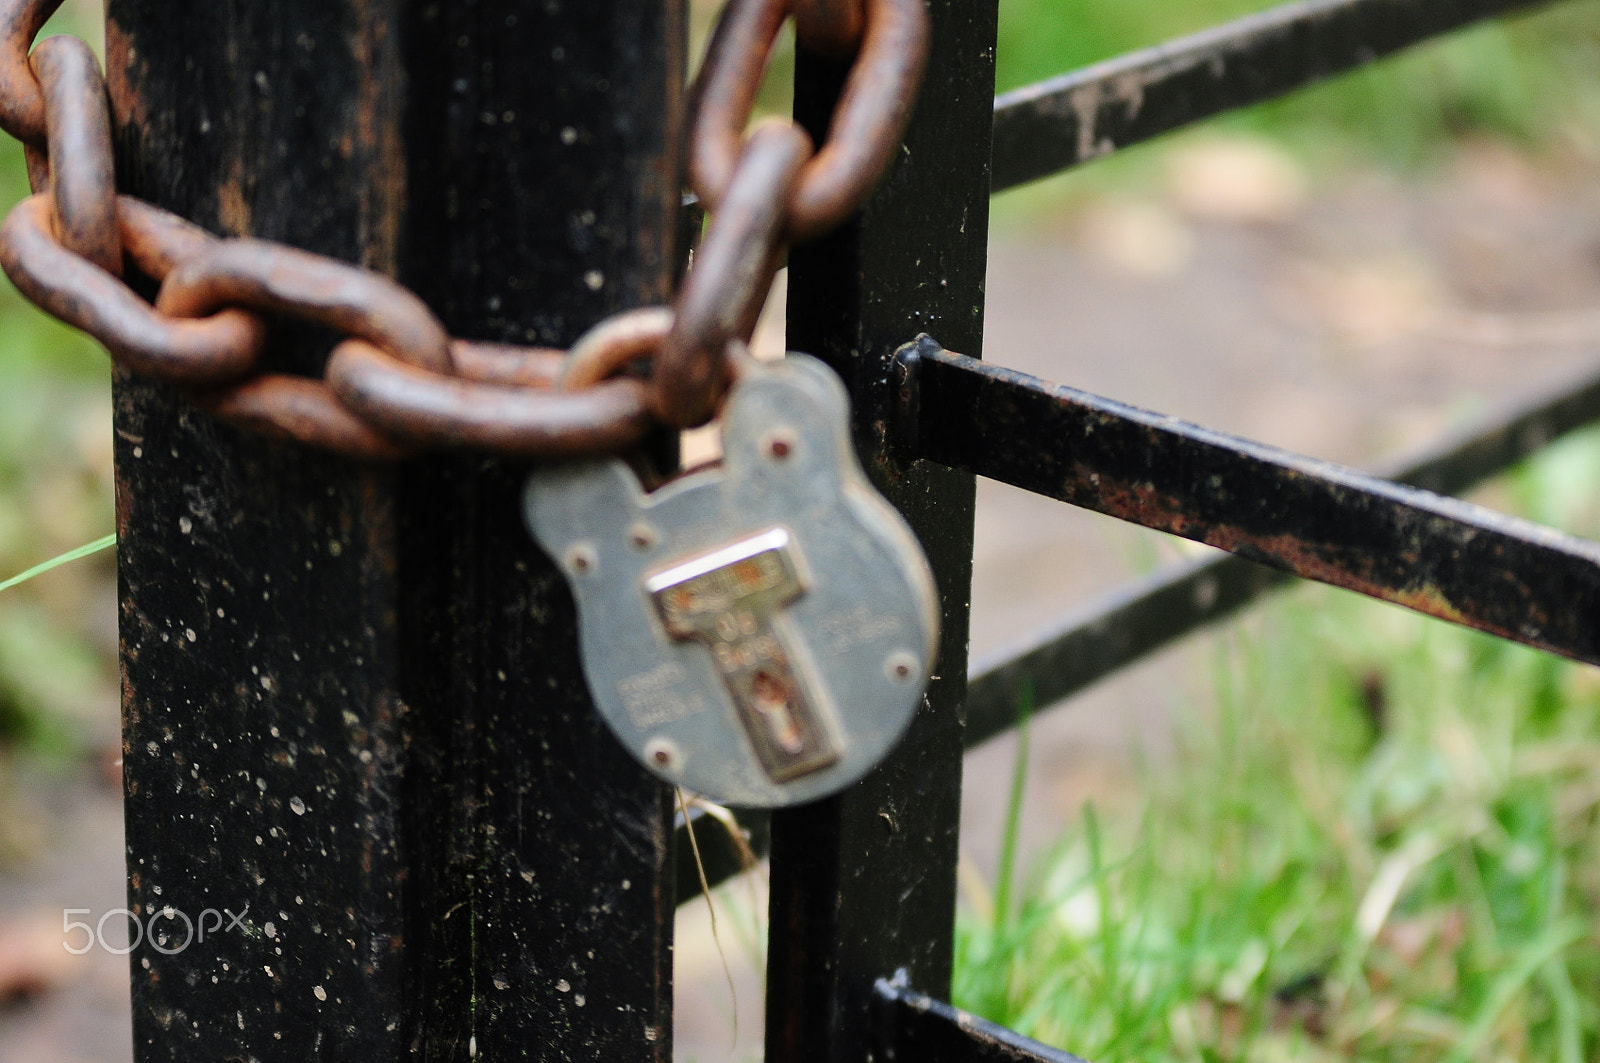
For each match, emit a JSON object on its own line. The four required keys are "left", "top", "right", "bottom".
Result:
{"left": 524, "top": 353, "right": 939, "bottom": 808}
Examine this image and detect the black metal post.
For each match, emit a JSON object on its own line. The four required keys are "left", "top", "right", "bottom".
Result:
{"left": 108, "top": 2, "right": 681, "bottom": 1058}
{"left": 764, "top": 0, "right": 998, "bottom": 1058}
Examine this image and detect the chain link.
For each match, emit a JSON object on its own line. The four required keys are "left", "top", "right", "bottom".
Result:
{"left": 0, "top": 0, "right": 928, "bottom": 459}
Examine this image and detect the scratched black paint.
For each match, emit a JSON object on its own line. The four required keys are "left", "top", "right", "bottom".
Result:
{"left": 764, "top": 0, "right": 996, "bottom": 1058}
{"left": 110, "top": 4, "right": 410, "bottom": 1057}
{"left": 396, "top": 2, "right": 680, "bottom": 1058}
{"left": 111, "top": 1, "right": 680, "bottom": 1058}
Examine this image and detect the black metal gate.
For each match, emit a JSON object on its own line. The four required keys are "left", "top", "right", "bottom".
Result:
{"left": 100, "top": 0, "right": 1600, "bottom": 1059}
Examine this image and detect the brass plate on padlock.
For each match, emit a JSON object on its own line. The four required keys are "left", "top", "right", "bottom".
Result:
{"left": 645, "top": 527, "right": 841, "bottom": 783}
{"left": 523, "top": 354, "right": 938, "bottom": 809}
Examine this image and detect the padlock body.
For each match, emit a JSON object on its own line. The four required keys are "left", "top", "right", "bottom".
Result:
{"left": 524, "top": 354, "right": 938, "bottom": 808}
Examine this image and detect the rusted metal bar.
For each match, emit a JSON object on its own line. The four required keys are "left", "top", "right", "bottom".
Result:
{"left": 903, "top": 340, "right": 1600, "bottom": 674}
{"left": 967, "top": 559, "right": 1288, "bottom": 750}
{"left": 991, "top": 0, "right": 1557, "bottom": 192}
{"left": 677, "top": 351, "right": 1600, "bottom": 905}
{"left": 963, "top": 351, "right": 1600, "bottom": 746}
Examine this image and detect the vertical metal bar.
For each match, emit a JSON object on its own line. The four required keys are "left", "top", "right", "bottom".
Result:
{"left": 108, "top": 6, "right": 412, "bottom": 1056}
{"left": 108, "top": 2, "right": 681, "bottom": 1058}
{"left": 765, "top": 0, "right": 998, "bottom": 1057}
{"left": 396, "top": 3, "right": 682, "bottom": 1056}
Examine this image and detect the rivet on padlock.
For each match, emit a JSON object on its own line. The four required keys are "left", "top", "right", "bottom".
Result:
{"left": 524, "top": 353, "right": 938, "bottom": 808}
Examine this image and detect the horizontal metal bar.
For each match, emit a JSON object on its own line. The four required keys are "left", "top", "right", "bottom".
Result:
{"left": 967, "top": 557, "right": 1289, "bottom": 748}
{"left": 963, "top": 346, "right": 1600, "bottom": 747}
{"left": 677, "top": 346, "right": 1600, "bottom": 901}
{"left": 991, "top": 0, "right": 1555, "bottom": 192}
{"left": 903, "top": 337, "right": 1600, "bottom": 675}
{"left": 874, "top": 975, "right": 1092, "bottom": 1062}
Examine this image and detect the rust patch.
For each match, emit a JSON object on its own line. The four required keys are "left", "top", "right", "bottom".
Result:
{"left": 350, "top": 0, "right": 404, "bottom": 274}
{"left": 103, "top": 16, "right": 150, "bottom": 140}
{"left": 215, "top": 155, "right": 253, "bottom": 238}
{"left": 1204, "top": 525, "right": 1474, "bottom": 627}
{"left": 1068, "top": 460, "right": 1533, "bottom": 649}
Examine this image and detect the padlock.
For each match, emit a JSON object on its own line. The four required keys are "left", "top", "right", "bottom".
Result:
{"left": 523, "top": 354, "right": 938, "bottom": 808}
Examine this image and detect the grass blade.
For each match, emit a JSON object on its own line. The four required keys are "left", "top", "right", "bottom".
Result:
{"left": 0, "top": 534, "right": 116, "bottom": 594}
{"left": 994, "top": 680, "right": 1033, "bottom": 934}
{"left": 1442, "top": 921, "right": 1586, "bottom": 1063}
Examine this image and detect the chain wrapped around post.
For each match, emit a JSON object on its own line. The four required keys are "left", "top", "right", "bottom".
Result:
{"left": 0, "top": 0, "right": 927, "bottom": 459}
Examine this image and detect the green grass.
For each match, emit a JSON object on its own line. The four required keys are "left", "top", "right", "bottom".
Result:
{"left": 0, "top": 534, "right": 115, "bottom": 596}
{"left": 953, "top": 426, "right": 1600, "bottom": 1062}
{"left": 0, "top": 2, "right": 119, "bottom": 758}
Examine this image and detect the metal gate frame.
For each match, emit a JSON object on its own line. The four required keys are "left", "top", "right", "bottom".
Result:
{"left": 743, "top": 1, "right": 1600, "bottom": 1060}
{"left": 105, "top": 0, "right": 1600, "bottom": 1059}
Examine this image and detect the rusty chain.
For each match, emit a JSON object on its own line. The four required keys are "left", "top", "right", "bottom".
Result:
{"left": 0, "top": 0, "right": 927, "bottom": 458}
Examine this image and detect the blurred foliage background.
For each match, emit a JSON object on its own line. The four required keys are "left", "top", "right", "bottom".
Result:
{"left": 0, "top": 0, "right": 114, "bottom": 776}
{"left": 953, "top": 3, "right": 1600, "bottom": 1060}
